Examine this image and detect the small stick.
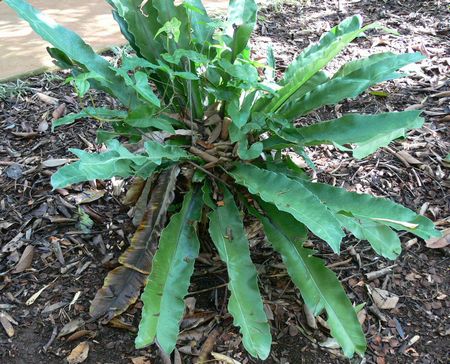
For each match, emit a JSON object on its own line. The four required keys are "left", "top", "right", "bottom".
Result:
{"left": 43, "top": 317, "right": 58, "bottom": 352}
{"left": 187, "top": 283, "right": 228, "bottom": 296}
{"left": 365, "top": 264, "right": 397, "bottom": 281}
{"left": 187, "top": 161, "right": 231, "bottom": 188}
{"left": 203, "top": 160, "right": 219, "bottom": 169}
{"left": 196, "top": 327, "right": 223, "bottom": 364}
{"left": 190, "top": 147, "right": 219, "bottom": 164}
{"left": 327, "top": 257, "right": 353, "bottom": 269}
{"left": 182, "top": 118, "right": 199, "bottom": 130}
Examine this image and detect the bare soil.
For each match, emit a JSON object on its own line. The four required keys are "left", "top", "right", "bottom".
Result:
{"left": 1, "top": 1, "right": 449, "bottom": 364}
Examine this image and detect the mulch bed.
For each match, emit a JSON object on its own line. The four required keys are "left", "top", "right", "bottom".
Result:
{"left": 1, "top": 1, "right": 449, "bottom": 363}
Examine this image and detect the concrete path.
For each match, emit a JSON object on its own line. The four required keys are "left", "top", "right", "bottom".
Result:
{"left": 0, "top": 1, "right": 228, "bottom": 81}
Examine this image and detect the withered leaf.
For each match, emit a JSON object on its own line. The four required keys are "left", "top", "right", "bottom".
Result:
{"left": 42, "top": 158, "right": 72, "bottom": 168}
{"left": 36, "top": 92, "right": 58, "bottom": 105}
{"left": 71, "top": 189, "right": 106, "bottom": 205}
{"left": 211, "top": 352, "right": 242, "bottom": 364}
{"left": 90, "top": 167, "right": 179, "bottom": 321}
{"left": 12, "top": 245, "right": 34, "bottom": 273}
{"left": 66, "top": 341, "right": 89, "bottom": 364}
{"left": 58, "top": 318, "right": 85, "bottom": 338}
{"left": 396, "top": 150, "right": 422, "bottom": 165}
{"left": 131, "top": 357, "right": 152, "bottom": 364}
{"left": 180, "top": 311, "right": 215, "bottom": 331}
{"left": 0, "top": 313, "right": 15, "bottom": 337}
{"left": 52, "top": 103, "right": 66, "bottom": 119}
{"left": 119, "top": 166, "right": 179, "bottom": 274}
{"left": 122, "top": 177, "right": 146, "bottom": 206}
{"left": 426, "top": 228, "right": 450, "bottom": 249}
{"left": 0, "top": 221, "right": 14, "bottom": 230}
{"left": 108, "top": 317, "right": 137, "bottom": 332}
{"left": 89, "top": 267, "right": 147, "bottom": 321}
{"left": 67, "top": 330, "right": 96, "bottom": 342}
{"left": 38, "top": 120, "right": 49, "bottom": 132}
{"left": 132, "top": 177, "right": 154, "bottom": 226}
{"left": 371, "top": 287, "right": 399, "bottom": 310}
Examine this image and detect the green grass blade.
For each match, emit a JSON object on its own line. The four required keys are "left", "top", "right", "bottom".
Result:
{"left": 230, "top": 164, "right": 344, "bottom": 252}
{"left": 136, "top": 187, "right": 203, "bottom": 352}
{"left": 256, "top": 206, "right": 366, "bottom": 358}
{"left": 208, "top": 186, "right": 271, "bottom": 359}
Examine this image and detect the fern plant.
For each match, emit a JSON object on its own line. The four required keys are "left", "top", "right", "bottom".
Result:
{"left": 5, "top": 0, "right": 441, "bottom": 359}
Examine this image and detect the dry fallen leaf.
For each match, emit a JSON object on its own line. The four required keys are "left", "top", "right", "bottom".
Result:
{"left": 0, "top": 312, "right": 15, "bottom": 337}
{"left": 426, "top": 228, "right": 450, "bottom": 249}
{"left": 38, "top": 120, "right": 49, "bottom": 132}
{"left": 58, "top": 318, "right": 85, "bottom": 338}
{"left": 357, "top": 308, "right": 367, "bottom": 325}
{"left": 0, "top": 221, "right": 14, "bottom": 230}
{"left": 396, "top": 151, "right": 422, "bottom": 165}
{"left": 52, "top": 103, "right": 67, "bottom": 119}
{"left": 26, "top": 283, "right": 51, "bottom": 305}
{"left": 66, "top": 341, "right": 90, "bottom": 364}
{"left": 71, "top": 190, "right": 106, "bottom": 205}
{"left": 173, "top": 349, "right": 182, "bottom": 364}
{"left": 36, "top": 92, "right": 58, "bottom": 105}
{"left": 42, "top": 158, "right": 72, "bottom": 168}
{"left": 108, "top": 317, "right": 137, "bottom": 333}
{"left": 303, "top": 304, "right": 317, "bottom": 329}
{"left": 67, "top": 330, "right": 96, "bottom": 342}
{"left": 319, "top": 337, "right": 340, "bottom": 349}
{"left": 371, "top": 287, "right": 399, "bottom": 310}
{"left": 439, "top": 114, "right": 450, "bottom": 123}
{"left": 131, "top": 357, "right": 152, "bottom": 364}
{"left": 211, "top": 352, "right": 242, "bottom": 364}
{"left": 12, "top": 245, "right": 34, "bottom": 273}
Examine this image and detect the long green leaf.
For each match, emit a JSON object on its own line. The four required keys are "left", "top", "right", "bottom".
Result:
{"left": 226, "top": 0, "right": 258, "bottom": 60}
{"left": 229, "top": 164, "right": 344, "bottom": 252}
{"left": 107, "top": 1, "right": 140, "bottom": 56}
{"left": 208, "top": 186, "right": 271, "bottom": 359}
{"left": 108, "top": 0, "right": 164, "bottom": 63}
{"left": 299, "top": 180, "right": 440, "bottom": 240}
{"left": 255, "top": 205, "right": 366, "bottom": 358}
{"left": 265, "top": 15, "right": 374, "bottom": 113}
{"left": 273, "top": 111, "right": 423, "bottom": 159}
{"left": 136, "top": 186, "right": 203, "bottom": 352}
{"left": 52, "top": 107, "right": 128, "bottom": 130}
{"left": 280, "top": 52, "right": 424, "bottom": 119}
{"left": 183, "top": 0, "right": 214, "bottom": 45}
{"left": 4, "top": 0, "right": 139, "bottom": 108}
